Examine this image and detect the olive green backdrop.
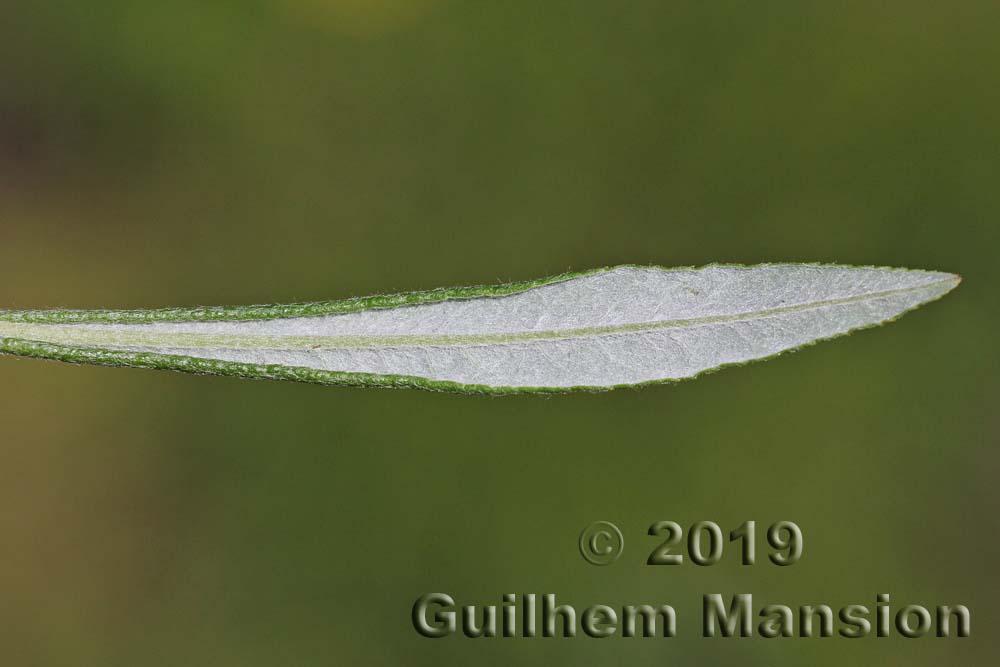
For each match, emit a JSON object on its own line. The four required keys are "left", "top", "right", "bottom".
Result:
{"left": 1, "top": 1, "right": 997, "bottom": 665}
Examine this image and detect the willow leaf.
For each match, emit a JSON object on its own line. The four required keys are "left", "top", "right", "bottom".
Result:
{"left": 0, "top": 264, "right": 960, "bottom": 394}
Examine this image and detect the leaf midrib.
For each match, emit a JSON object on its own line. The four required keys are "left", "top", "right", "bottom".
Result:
{"left": 0, "top": 279, "right": 955, "bottom": 351}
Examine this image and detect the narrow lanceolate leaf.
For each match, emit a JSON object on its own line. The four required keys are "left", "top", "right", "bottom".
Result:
{"left": 0, "top": 264, "right": 959, "bottom": 394}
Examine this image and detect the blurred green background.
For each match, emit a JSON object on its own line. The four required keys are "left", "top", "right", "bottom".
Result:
{"left": 1, "top": 1, "right": 997, "bottom": 665}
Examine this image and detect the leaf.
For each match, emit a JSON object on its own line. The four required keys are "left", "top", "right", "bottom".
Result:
{"left": 0, "top": 264, "right": 960, "bottom": 394}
